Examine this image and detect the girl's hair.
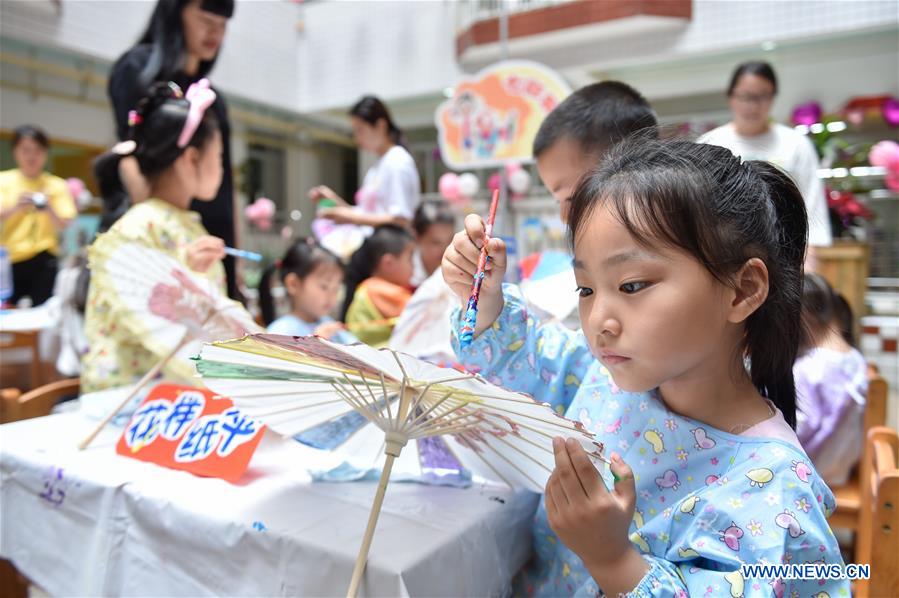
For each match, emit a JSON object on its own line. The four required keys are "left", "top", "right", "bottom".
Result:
{"left": 349, "top": 95, "right": 405, "bottom": 147}
{"left": 258, "top": 237, "right": 343, "bottom": 325}
{"left": 412, "top": 200, "right": 455, "bottom": 236}
{"left": 136, "top": 0, "right": 235, "bottom": 90}
{"left": 568, "top": 136, "right": 808, "bottom": 427}
{"left": 800, "top": 272, "right": 856, "bottom": 350}
{"left": 12, "top": 125, "right": 50, "bottom": 150}
{"left": 341, "top": 224, "right": 415, "bottom": 319}
{"left": 727, "top": 61, "right": 778, "bottom": 96}
{"left": 92, "top": 81, "right": 220, "bottom": 233}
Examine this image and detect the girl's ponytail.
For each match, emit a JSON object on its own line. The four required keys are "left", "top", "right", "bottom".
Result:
{"left": 92, "top": 151, "right": 131, "bottom": 234}
{"left": 258, "top": 263, "right": 279, "bottom": 326}
{"left": 341, "top": 244, "right": 377, "bottom": 321}
{"left": 743, "top": 161, "right": 808, "bottom": 428}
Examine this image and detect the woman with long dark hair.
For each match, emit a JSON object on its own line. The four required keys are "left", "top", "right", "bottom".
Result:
{"left": 309, "top": 95, "right": 421, "bottom": 229}
{"left": 107, "top": 0, "right": 241, "bottom": 299}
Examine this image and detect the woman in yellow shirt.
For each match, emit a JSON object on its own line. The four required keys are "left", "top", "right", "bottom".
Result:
{"left": 0, "top": 126, "right": 76, "bottom": 305}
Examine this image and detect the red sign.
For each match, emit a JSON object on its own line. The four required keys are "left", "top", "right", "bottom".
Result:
{"left": 116, "top": 384, "right": 265, "bottom": 482}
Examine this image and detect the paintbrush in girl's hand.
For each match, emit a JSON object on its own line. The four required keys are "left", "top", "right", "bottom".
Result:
{"left": 459, "top": 188, "right": 500, "bottom": 348}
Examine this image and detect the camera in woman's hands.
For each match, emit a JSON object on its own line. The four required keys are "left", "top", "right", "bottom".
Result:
{"left": 31, "top": 192, "right": 48, "bottom": 209}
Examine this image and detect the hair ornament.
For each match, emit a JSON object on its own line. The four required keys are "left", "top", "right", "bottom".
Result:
{"left": 176, "top": 79, "right": 217, "bottom": 148}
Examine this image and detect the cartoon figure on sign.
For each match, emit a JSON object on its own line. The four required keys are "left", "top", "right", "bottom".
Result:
{"left": 437, "top": 61, "right": 571, "bottom": 170}
{"left": 452, "top": 92, "right": 477, "bottom": 158}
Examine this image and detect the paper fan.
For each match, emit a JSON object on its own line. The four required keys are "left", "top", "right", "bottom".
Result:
{"left": 194, "top": 333, "right": 606, "bottom": 596}
{"left": 79, "top": 239, "right": 262, "bottom": 449}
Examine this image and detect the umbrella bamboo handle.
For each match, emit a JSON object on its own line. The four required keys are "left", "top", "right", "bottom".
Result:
{"left": 346, "top": 452, "right": 396, "bottom": 598}
{"left": 78, "top": 332, "right": 189, "bottom": 450}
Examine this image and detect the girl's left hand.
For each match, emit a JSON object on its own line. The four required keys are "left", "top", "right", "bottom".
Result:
{"left": 546, "top": 438, "right": 647, "bottom": 592}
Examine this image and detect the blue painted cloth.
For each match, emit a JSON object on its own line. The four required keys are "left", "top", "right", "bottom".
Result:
{"left": 451, "top": 285, "right": 848, "bottom": 598}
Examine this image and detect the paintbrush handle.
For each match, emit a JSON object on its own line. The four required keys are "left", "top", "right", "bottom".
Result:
{"left": 459, "top": 189, "right": 500, "bottom": 348}
{"left": 223, "top": 247, "right": 263, "bottom": 262}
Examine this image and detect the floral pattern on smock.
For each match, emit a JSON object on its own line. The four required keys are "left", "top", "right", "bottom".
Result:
{"left": 82, "top": 199, "right": 227, "bottom": 392}
{"left": 451, "top": 285, "right": 848, "bottom": 598}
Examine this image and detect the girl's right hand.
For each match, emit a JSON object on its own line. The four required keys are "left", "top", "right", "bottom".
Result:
{"left": 186, "top": 236, "right": 225, "bottom": 273}
{"left": 308, "top": 185, "right": 346, "bottom": 207}
{"left": 313, "top": 320, "right": 347, "bottom": 340}
{"left": 441, "top": 213, "right": 507, "bottom": 338}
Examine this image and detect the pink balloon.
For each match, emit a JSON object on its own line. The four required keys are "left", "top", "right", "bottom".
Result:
{"left": 255, "top": 197, "right": 276, "bottom": 218}
{"left": 504, "top": 161, "right": 522, "bottom": 177}
{"left": 280, "top": 225, "right": 293, "bottom": 240}
{"left": 438, "top": 172, "right": 460, "bottom": 201}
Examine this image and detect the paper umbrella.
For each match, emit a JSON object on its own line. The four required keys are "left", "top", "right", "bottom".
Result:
{"left": 193, "top": 333, "right": 606, "bottom": 597}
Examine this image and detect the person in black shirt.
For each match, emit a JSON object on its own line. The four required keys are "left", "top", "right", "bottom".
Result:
{"left": 107, "top": 0, "right": 242, "bottom": 301}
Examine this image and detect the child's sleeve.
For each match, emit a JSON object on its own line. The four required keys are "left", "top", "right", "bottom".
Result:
{"left": 450, "top": 284, "right": 594, "bottom": 413}
{"left": 611, "top": 448, "right": 849, "bottom": 598}
{"left": 793, "top": 359, "right": 823, "bottom": 449}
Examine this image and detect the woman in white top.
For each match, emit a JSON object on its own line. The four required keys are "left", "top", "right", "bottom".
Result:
{"left": 700, "top": 61, "right": 832, "bottom": 267}
{"left": 309, "top": 95, "right": 420, "bottom": 229}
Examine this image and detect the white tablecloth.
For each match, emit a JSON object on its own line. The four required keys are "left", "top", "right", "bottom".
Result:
{"left": 0, "top": 413, "right": 538, "bottom": 597}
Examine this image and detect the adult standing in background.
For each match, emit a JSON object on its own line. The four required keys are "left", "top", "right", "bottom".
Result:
{"left": 0, "top": 125, "right": 76, "bottom": 306}
{"left": 107, "top": 0, "right": 242, "bottom": 299}
{"left": 700, "top": 61, "right": 832, "bottom": 268}
{"left": 309, "top": 96, "right": 421, "bottom": 229}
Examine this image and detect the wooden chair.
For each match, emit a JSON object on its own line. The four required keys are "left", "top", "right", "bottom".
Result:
{"left": 829, "top": 371, "right": 888, "bottom": 533}
{"left": 0, "top": 378, "right": 79, "bottom": 424}
{"left": 853, "top": 426, "right": 899, "bottom": 598}
{"left": 0, "top": 330, "right": 42, "bottom": 389}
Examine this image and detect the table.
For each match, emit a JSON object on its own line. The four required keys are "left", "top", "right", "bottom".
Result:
{"left": 0, "top": 300, "right": 61, "bottom": 388}
{"left": 0, "top": 412, "right": 538, "bottom": 596}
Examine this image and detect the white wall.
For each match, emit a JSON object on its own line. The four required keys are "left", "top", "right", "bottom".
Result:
{"left": 289, "top": 1, "right": 898, "bottom": 130}
{"left": 3, "top": 0, "right": 894, "bottom": 123}
{"left": 295, "top": 0, "right": 463, "bottom": 113}
{"left": 0, "top": 86, "right": 115, "bottom": 147}
{"left": 0, "top": 0, "right": 303, "bottom": 112}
